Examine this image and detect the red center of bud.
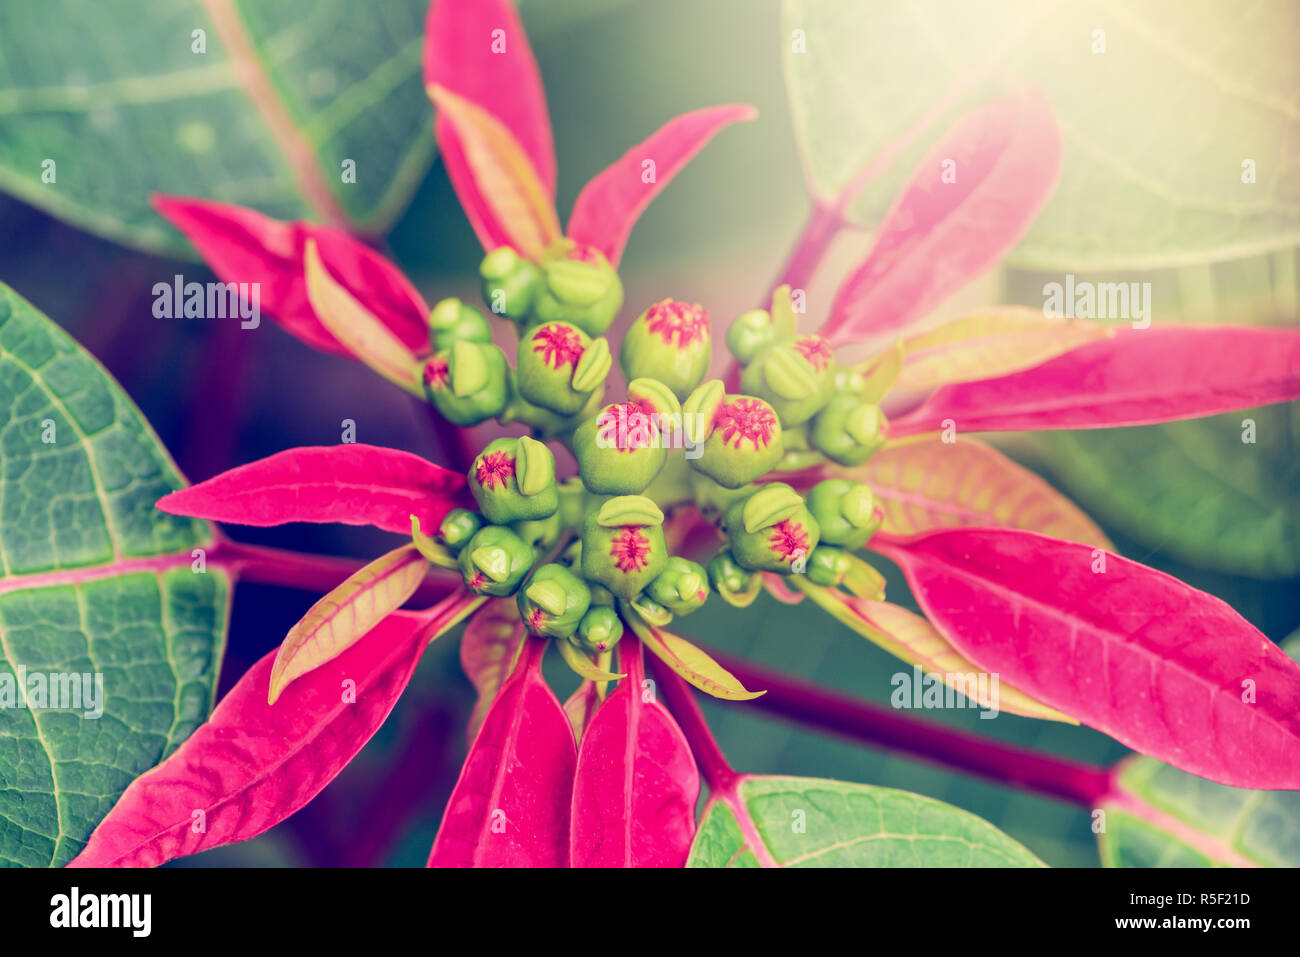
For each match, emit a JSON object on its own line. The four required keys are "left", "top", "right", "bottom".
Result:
{"left": 596, "top": 402, "right": 657, "bottom": 452}
{"left": 645, "top": 299, "right": 709, "bottom": 348}
{"left": 610, "top": 526, "right": 652, "bottom": 573}
{"left": 794, "top": 335, "right": 832, "bottom": 371}
{"left": 469, "top": 571, "right": 488, "bottom": 591}
{"left": 474, "top": 451, "right": 515, "bottom": 490}
{"left": 566, "top": 244, "right": 601, "bottom": 264}
{"left": 527, "top": 607, "right": 546, "bottom": 631}
{"left": 714, "top": 398, "right": 777, "bottom": 450}
{"left": 423, "top": 356, "right": 450, "bottom": 390}
{"left": 769, "top": 520, "right": 809, "bottom": 563}
{"left": 532, "top": 323, "right": 585, "bottom": 368}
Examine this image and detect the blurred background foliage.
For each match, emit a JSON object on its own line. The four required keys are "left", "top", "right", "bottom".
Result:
{"left": 0, "top": 0, "right": 1295, "bottom": 867}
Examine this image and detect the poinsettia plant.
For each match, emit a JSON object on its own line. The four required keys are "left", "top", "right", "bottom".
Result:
{"left": 55, "top": 0, "right": 1300, "bottom": 868}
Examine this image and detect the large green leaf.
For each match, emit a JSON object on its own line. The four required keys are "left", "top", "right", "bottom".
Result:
{"left": 0, "top": 0, "right": 436, "bottom": 255}
{"left": 1097, "top": 633, "right": 1300, "bottom": 867}
{"left": 1099, "top": 756, "right": 1300, "bottom": 868}
{"left": 1021, "top": 403, "right": 1300, "bottom": 580}
{"left": 0, "top": 283, "right": 230, "bottom": 866}
{"left": 782, "top": 0, "right": 1300, "bottom": 269}
{"left": 999, "top": 251, "right": 1300, "bottom": 581}
{"left": 687, "top": 775, "right": 1045, "bottom": 867}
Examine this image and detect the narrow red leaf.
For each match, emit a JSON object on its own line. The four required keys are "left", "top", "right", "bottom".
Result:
{"left": 820, "top": 91, "right": 1061, "bottom": 346}
{"left": 427, "top": 85, "right": 562, "bottom": 260}
{"left": 569, "top": 638, "right": 700, "bottom": 867}
{"left": 425, "top": 0, "right": 556, "bottom": 251}
{"left": 429, "top": 637, "right": 576, "bottom": 867}
{"left": 156, "top": 444, "right": 470, "bottom": 534}
{"left": 876, "top": 528, "right": 1300, "bottom": 789}
{"left": 152, "top": 195, "right": 428, "bottom": 355}
{"left": 890, "top": 325, "right": 1300, "bottom": 436}
{"left": 67, "top": 607, "right": 454, "bottom": 867}
{"left": 459, "top": 599, "right": 525, "bottom": 743}
{"left": 566, "top": 104, "right": 757, "bottom": 266}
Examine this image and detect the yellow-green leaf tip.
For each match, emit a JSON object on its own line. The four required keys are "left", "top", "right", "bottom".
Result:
{"left": 742, "top": 483, "right": 805, "bottom": 533}
{"left": 471, "top": 545, "right": 511, "bottom": 582}
{"left": 515, "top": 435, "right": 555, "bottom": 496}
{"left": 571, "top": 336, "right": 612, "bottom": 392}
{"left": 596, "top": 494, "right": 664, "bottom": 527}
{"left": 451, "top": 340, "right": 488, "bottom": 397}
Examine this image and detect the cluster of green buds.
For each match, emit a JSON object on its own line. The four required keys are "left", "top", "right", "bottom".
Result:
{"left": 415, "top": 246, "right": 892, "bottom": 677}
{"left": 726, "top": 286, "right": 889, "bottom": 467}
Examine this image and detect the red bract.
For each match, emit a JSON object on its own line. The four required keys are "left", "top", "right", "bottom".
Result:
{"left": 566, "top": 105, "right": 759, "bottom": 267}
{"left": 423, "top": 0, "right": 754, "bottom": 264}
{"left": 156, "top": 444, "right": 470, "bottom": 534}
{"left": 890, "top": 325, "right": 1300, "bottom": 436}
{"left": 875, "top": 529, "right": 1300, "bottom": 790}
{"left": 68, "top": 607, "right": 458, "bottom": 867}
{"left": 820, "top": 91, "right": 1061, "bottom": 347}
{"left": 569, "top": 638, "right": 700, "bottom": 867}
{"left": 153, "top": 196, "right": 429, "bottom": 355}
{"left": 428, "top": 637, "right": 576, "bottom": 867}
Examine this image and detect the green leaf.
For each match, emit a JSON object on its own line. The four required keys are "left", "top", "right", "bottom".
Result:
{"left": 0, "top": 0, "right": 436, "bottom": 255}
{"left": 687, "top": 775, "right": 1046, "bottom": 867}
{"left": 1018, "top": 403, "right": 1299, "bottom": 580}
{"left": 1099, "top": 756, "right": 1300, "bottom": 868}
{"left": 783, "top": 0, "right": 1300, "bottom": 269}
{"left": 0, "top": 283, "right": 230, "bottom": 866}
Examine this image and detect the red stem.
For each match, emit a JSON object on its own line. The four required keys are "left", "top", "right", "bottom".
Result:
{"left": 700, "top": 645, "right": 1113, "bottom": 807}
{"left": 767, "top": 201, "right": 846, "bottom": 302}
{"left": 647, "top": 655, "right": 738, "bottom": 792}
{"left": 209, "top": 538, "right": 459, "bottom": 605}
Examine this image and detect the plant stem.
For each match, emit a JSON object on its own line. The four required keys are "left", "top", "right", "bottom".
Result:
{"left": 210, "top": 539, "right": 459, "bottom": 605}
{"left": 647, "top": 655, "right": 738, "bottom": 792}
{"left": 767, "top": 200, "right": 846, "bottom": 302}
{"left": 699, "top": 645, "right": 1113, "bottom": 807}
{"left": 421, "top": 400, "right": 476, "bottom": 472}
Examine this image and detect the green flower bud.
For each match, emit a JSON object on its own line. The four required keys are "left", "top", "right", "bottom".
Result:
{"left": 580, "top": 495, "right": 668, "bottom": 599}
{"left": 468, "top": 436, "right": 559, "bottom": 524}
{"left": 646, "top": 556, "right": 710, "bottom": 616}
{"left": 806, "top": 545, "right": 852, "bottom": 587}
{"left": 572, "top": 606, "right": 623, "bottom": 653}
{"left": 516, "top": 321, "right": 608, "bottom": 415}
{"left": 531, "top": 241, "right": 624, "bottom": 336}
{"left": 437, "top": 508, "right": 482, "bottom": 551}
{"left": 739, "top": 334, "right": 835, "bottom": 426}
{"left": 806, "top": 478, "right": 882, "bottom": 549}
{"left": 707, "top": 550, "right": 762, "bottom": 607}
{"left": 587, "top": 581, "right": 616, "bottom": 607}
{"left": 726, "top": 308, "right": 776, "bottom": 363}
{"left": 428, "top": 297, "right": 492, "bottom": 352}
{"left": 619, "top": 299, "right": 711, "bottom": 400}
{"left": 480, "top": 246, "right": 541, "bottom": 321}
{"left": 572, "top": 401, "right": 667, "bottom": 494}
{"left": 687, "top": 390, "right": 784, "bottom": 489}
{"left": 423, "top": 341, "right": 510, "bottom": 425}
{"left": 723, "top": 483, "right": 820, "bottom": 572}
{"left": 557, "top": 477, "right": 589, "bottom": 531}
{"left": 459, "top": 525, "right": 535, "bottom": 596}
{"left": 687, "top": 470, "right": 757, "bottom": 520}
{"left": 629, "top": 592, "right": 673, "bottom": 627}
{"left": 810, "top": 393, "right": 889, "bottom": 466}
{"left": 512, "top": 510, "right": 563, "bottom": 551}
{"left": 517, "top": 563, "right": 591, "bottom": 639}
